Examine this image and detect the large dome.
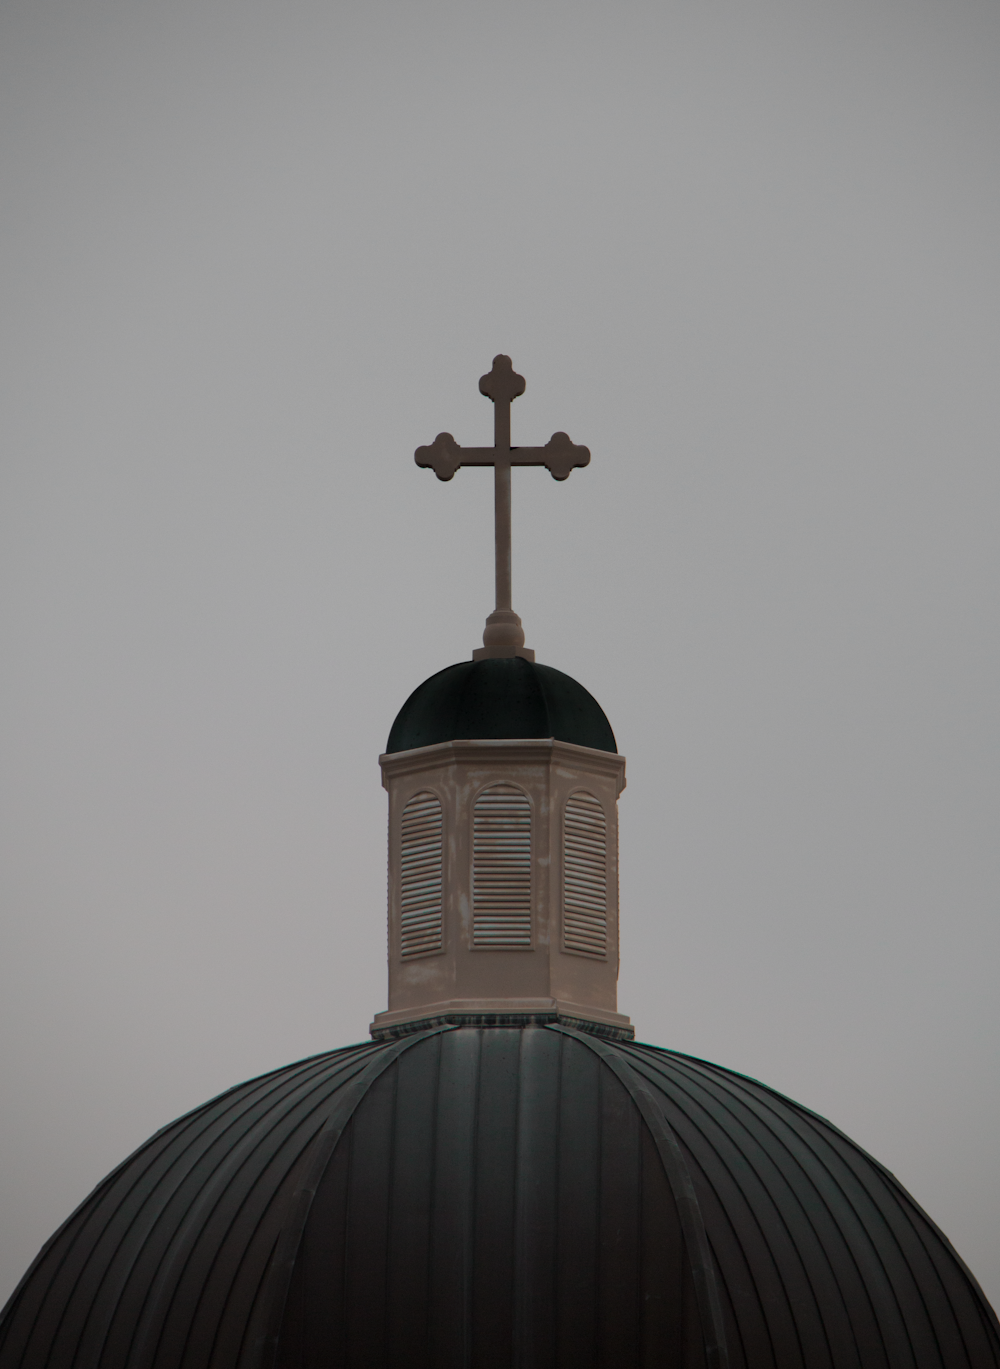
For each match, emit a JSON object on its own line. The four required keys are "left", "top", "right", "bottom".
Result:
{"left": 3, "top": 1025, "right": 997, "bottom": 1369}
{"left": 385, "top": 657, "right": 617, "bottom": 755}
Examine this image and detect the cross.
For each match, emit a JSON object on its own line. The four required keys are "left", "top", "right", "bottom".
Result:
{"left": 415, "top": 355, "right": 590, "bottom": 660}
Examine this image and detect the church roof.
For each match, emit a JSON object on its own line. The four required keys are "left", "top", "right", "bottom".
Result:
{"left": 4, "top": 1025, "right": 997, "bottom": 1369}
{"left": 385, "top": 657, "right": 617, "bottom": 755}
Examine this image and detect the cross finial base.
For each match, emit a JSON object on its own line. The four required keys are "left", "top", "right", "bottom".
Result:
{"left": 472, "top": 609, "right": 536, "bottom": 663}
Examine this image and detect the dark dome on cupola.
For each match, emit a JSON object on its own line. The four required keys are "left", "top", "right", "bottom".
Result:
{"left": 4, "top": 1027, "right": 998, "bottom": 1369}
{"left": 385, "top": 656, "right": 617, "bottom": 755}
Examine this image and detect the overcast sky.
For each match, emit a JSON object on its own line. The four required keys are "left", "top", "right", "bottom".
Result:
{"left": 1, "top": 0, "right": 998, "bottom": 1313}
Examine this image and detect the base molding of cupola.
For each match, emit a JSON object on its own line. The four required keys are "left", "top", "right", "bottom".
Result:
{"left": 370, "top": 996, "right": 634, "bottom": 1042}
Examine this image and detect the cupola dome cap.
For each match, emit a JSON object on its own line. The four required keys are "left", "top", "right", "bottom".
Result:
{"left": 385, "top": 656, "right": 617, "bottom": 755}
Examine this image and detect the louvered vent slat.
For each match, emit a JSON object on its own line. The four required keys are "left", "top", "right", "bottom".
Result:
{"left": 399, "top": 792, "right": 443, "bottom": 958}
{"left": 473, "top": 786, "right": 532, "bottom": 947}
{"left": 563, "top": 792, "right": 607, "bottom": 957}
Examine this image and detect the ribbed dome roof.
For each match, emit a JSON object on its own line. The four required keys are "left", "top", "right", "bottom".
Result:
{"left": 386, "top": 657, "right": 617, "bottom": 755}
{"left": 3, "top": 1026, "right": 997, "bottom": 1369}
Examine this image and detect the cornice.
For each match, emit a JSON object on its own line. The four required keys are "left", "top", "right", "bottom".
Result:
{"left": 380, "top": 737, "right": 626, "bottom": 792}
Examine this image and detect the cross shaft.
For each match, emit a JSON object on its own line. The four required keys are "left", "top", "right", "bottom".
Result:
{"left": 415, "top": 355, "right": 590, "bottom": 659}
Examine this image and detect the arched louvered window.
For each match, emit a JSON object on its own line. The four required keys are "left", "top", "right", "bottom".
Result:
{"left": 399, "top": 791, "right": 443, "bottom": 958}
{"left": 472, "top": 785, "right": 532, "bottom": 948}
{"left": 563, "top": 791, "right": 608, "bottom": 957}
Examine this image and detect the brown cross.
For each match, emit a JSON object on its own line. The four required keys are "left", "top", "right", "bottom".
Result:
{"left": 415, "top": 355, "right": 590, "bottom": 658}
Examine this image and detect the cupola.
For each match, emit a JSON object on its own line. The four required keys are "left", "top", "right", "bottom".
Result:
{"left": 372, "top": 355, "right": 630, "bottom": 1040}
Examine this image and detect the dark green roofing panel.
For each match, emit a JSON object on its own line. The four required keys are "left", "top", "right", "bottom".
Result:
{"left": 3, "top": 1026, "right": 998, "bottom": 1369}
{"left": 385, "top": 657, "right": 617, "bottom": 755}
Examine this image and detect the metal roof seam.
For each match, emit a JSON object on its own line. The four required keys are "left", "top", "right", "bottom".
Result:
{"left": 234, "top": 1230, "right": 283, "bottom": 1369}
{"left": 380, "top": 1055, "right": 402, "bottom": 1358}
{"left": 618, "top": 1047, "right": 824, "bottom": 1369}
{"left": 822, "top": 1129, "right": 1000, "bottom": 1362}
{"left": 683, "top": 1068, "right": 938, "bottom": 1369}
{"left": 417, "top": 1030, "right": 444, "bottom": 1367}
{"left": 551, "top": 1028, "right": 566, "bottom": 1367}
{"left": 125, "top": 1118, "right": 326, "bottom": 1368}
{"left": 258, "top": 1029, "right": 453, "bottom": 1369}
{"left": 550, "top": 1027, "right": 730, "bottom": 1369}
{"left": 94, "top": 1051, "right": 379, "bottom": 1369}
{"left": 179, "top": 1049, "right": 396, "bottom": 1369}
{"left": 629, "top": 1049, "right": 895, "bottom": 1369}
{"left": 430, "top": 1025, "right": 483, "bottom": 1364}
{"left": 673, "top": 1061, "right": 965, "bottom": 1369}
{"left": 180, "top": 1117, "right": 337, "bottom": 1369}
{"left": 114, "top": 1050, "right": 382, "bottom": 1369}
{"left": 0, "top": 1067, "right": 260, "bottom": 1369}
{"left": 867, "top": 1178, "right": 1000, "bottom": 1368}
{"left": 627, "top": 1045, "right": 997, "bottom": 1369}
{"left": 465, "top": 1027, "right": 485, "bottom": 1362}
{"left": 38, "top": 1072, "right": 331, "bottom": 1369}
{"left": 69, "top": 1051, "right": 358, "bottom": 1369}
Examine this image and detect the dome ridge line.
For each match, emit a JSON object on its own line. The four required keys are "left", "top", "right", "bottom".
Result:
{"left": 5, "top": 1052, "right": 366, "bottom": 1366}
{"left": 619, "top": 1045, "right": 1000, "bottom": 1365}
{"left": 616, "top": 1047, "right": 873, "bottom": 1365}
{"left": 246, "top": 1028, "right": 453, "bottom": 1369}
{"left": 548, "top": 1026, "right": 730, "bottom": 1369}
{"left": 639, "top": 1042, "right": 1000, "bottom": 1330}
{"left": 0, "top": 1047, "right": 377, "bottom": 1366}
{"left": 121, "top": 1050, "right": 390, "bottom": 1369}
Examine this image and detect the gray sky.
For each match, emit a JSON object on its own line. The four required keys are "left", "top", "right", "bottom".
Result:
{"left": 2, "top": 0, "right": 998, "bottom": 1312}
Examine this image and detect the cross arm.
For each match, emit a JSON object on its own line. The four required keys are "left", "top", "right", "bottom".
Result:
{"left": 415, "top": 431, "right": 590, "bottom": 482}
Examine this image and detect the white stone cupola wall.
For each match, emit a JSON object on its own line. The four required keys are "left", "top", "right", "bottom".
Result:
{"left": 370, "top": 737, "right": 631, "bottom": 1039}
